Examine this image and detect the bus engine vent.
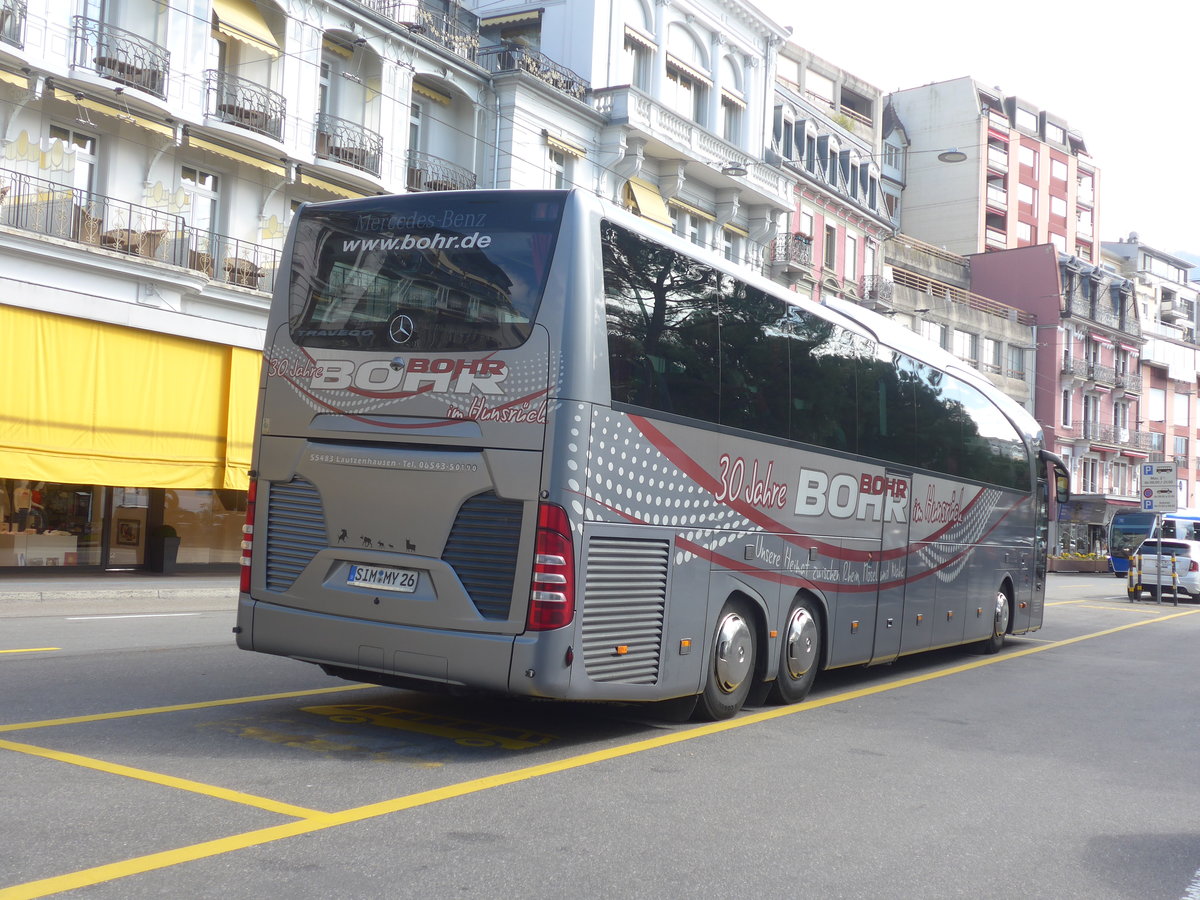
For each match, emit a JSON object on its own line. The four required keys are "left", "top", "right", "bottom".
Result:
{"left": 581, "top": 537, "right": 669, "bottom": 684}
{"left": 441, "top": 492, "right": 524, "bottom": 620}
{"left": 264, "top": 478, "right": 327, "bottom": 592}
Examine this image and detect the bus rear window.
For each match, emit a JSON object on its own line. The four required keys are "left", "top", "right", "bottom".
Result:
{"left": 288, "top": 193, "right": 563, "bottom": 352}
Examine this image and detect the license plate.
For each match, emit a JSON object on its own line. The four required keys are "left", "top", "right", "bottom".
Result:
{"left": 347, "top": 564, "right": 419, "bottom": 593}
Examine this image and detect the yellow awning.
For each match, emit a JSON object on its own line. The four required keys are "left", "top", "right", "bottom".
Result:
{"left": 413, "top": 81, "right": 452, "bottom": 105}
{"left": 624, "top": 178, "right": 671, "bottom": 229}
{"left": 544, "top": 131, "right": 585, "bottom": 159}
{"left": 669, "top": 197, "right": 716, "bottom": 222}
{"left": 322, "top": 36, "right": 355, "bottom": 59}
{"left": 480, "top": 11, "right": 542, "bottom": 27}
{"left": 300, "top": 174, "right": 364, "bottom": 199}
{"left": 0, "top": 306, "right": 260, "bottom": 490}
{"left": 723, "top": 223, "right": 749, "bottom": 238}
{"left": 623, "top": 25, "right": 657, "bottom": 51}
{"left": 54, "top": 89, "right": 175, "bottom": 138}
{"left": 666, "top": 54, "right": 712, "bottom": 87}
{"left": 0, "top": 69, "right": 28, "bottom": 89}
{"left": 213, "top": 0, "right": 281, "bottom": 58}
{"left": 188, "top": 136, "right": 286, "bottom": 177}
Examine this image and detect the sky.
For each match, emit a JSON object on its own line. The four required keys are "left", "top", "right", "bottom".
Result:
{"left": 755, "top": 0, "right": 1200, "bottom": 262}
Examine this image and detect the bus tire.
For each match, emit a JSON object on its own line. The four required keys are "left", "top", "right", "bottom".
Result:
{"left": 768, "top": 597, "right": 821, "bottom": 705}
{"left": 696, "top": 597, "right": 757, "bottom": 721}
{"left": 980, "top": 585, "right": 1011, "bottom": 654}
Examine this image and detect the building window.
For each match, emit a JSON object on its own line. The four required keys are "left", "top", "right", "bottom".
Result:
{"left": 1149, "top": 388, "right": 1166, "bottom": 422}
{"left": 844, "top": 234, "right": 857, "bottom": 281}
{"left": 721, "top": 95, "right": 742, "bottom": 143}
{"left": 953, "top": 329, "right": 978, "bottom": 365}
{"left": 1175, "top": 392, "right": 1191, "bottom": 427}
{"left": 1061, "top": 389, "right": 1072, "bottom": 426}
{"left": 1015, "top": 108, "right": 1038, "bottom": 133}
{"left": 665, "top": 63, "right": 706, "bottom": 125}
{"left": 49, "top": 125, "right": 97, "bottom": 194}
{"left": 823, "top": 223, "right": 837, "bottom": 268}
{"left": 671, "top": 208, "right": 704, "bottom": 246}
{"left": 1050, "top": 195, "right": 1067, "bottom": 218}
{"left": 1007, "top": 345, "right": 1026, "bottom": 380}
{"left": 1018, "top": 183, "right": 1037, "bottom": 216}
{"left": 722, "top": 229, "right": 743, "bottom": 264}
{"left": 925, "top": 321, "right": 947, "bottom": 349}
{"left": 623, "top": 35, "right": 651, "bottom": 90}
{"left": 548, "top": 148, "right": 569, "bottom": 189}
{"left": 1051, "top": 158, "right": 1068, "bottom": 182}
{"left": 1081, "top": 457, "right": 1099, "bottom": 493}
{"left": 181, "top": 166, "right": 219, "bottom": 232}
{"left": 982, "top": 338, "right": 1001, "bottom": 373}
{"left": 1175, "top": 435, "right": 1189, "bottom": 459}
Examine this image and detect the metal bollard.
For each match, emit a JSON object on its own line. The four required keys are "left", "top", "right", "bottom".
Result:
{"left": 1171, "top": 554, "right": 1179, "bottom": 607}
{"left": 1127, "top": 558, "right": 1138, "bottom": 602}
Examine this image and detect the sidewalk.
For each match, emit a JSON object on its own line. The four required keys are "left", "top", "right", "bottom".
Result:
{"left": 0, "top": 571, "right": 239, "bottom": 617}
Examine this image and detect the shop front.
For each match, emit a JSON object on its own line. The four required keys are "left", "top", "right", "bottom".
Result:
{"left": 0, "top": 305, "right": 260, "bottom": 571}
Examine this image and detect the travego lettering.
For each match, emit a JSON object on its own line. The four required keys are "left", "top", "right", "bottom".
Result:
{"left": 793, "top": 467, "right": 907, "bottom": 522}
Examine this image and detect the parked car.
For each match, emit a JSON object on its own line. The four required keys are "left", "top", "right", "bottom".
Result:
{"left": 1132, "top": 538, "right": 1200, "bottom": 600}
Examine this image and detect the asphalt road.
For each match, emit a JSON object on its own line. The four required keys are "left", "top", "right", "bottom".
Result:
{"left": 2, "top": 574, "right": 1199, "bottom": 900}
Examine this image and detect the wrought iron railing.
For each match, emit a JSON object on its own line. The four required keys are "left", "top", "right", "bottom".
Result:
{"left": 405, "top": 150, "right": 476, "bottom": 192}
{"left": 765, "top": 234, "right": 813, "bottom": 271}
{"left": 1115, "top": 371, "right": 1142, "bottom": 393}
{"left": 862, "top": 275, "right": 894, "bottom": 302}
{"left": 204, "top": 70, "right": 285, "bottom": 142}
{"left": 1061, "top": 357, "right": 1089, "bottom": 378}
{"left": 314, "top": 113, "right": 383, "bottom": 176}
{"left": 478, "top": 44, "right": 589, "bottom": 102}
{"left": 364, "top": 0, "right": 479, "bottom": 62}
{"left": 1, "top": 0, "right": 25, "bottom": 49}
{"left": 71, "top": 16, "right": 169, "bottom": 100}
{"left": 0, "top": 166, "right": 279, "bottom": 292}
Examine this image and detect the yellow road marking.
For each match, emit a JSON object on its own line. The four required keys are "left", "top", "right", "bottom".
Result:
{"left": 0, "top": 683, "right": 370, "bottom": 734}
{"left": 3, "top": 609, "right": 1199, "bottom": 899}
{"left": 0, "top": 648, "right": 60, "bottom": 655}
{"left": 0, "top": 738, "right": 324, "bottom": 819}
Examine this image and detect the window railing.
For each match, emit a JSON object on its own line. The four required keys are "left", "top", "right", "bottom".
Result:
{"left": 478, "top": 44, "right": 589, "bottom": 102}
{"left": 405, "top": 150, "right": 476, "bottom": 192}
{"left": 364, "top": 0, "right": 479, "bottom": 62}
{"left": 764, "top": 234, "right": 813, "bottom": 272}
{"left": 1, "top": 0, "right": 26, "bottom": 49}
{"left": 314, "top": 113, "right": 383, "bottom": 176}
{"left": 204, "top": 70, "right": 285, "bottom": 142}
{"left": 0, "top": 166, "right": 279, "bottom": 292}
{"left": 71, "top": 16, "right": 170, "bottom": 100}
{"left": 862, "top": 275, "right": 893, "bottom": 301}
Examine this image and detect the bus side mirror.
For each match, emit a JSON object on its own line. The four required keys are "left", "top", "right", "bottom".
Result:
{"left": 1054, "top": 474, "right": 1070, "bottom": 505}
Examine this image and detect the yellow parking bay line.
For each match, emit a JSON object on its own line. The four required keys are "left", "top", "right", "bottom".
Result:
{"left": 0, "top": 738, "right": 324, "bottom": 819}
{"left": 0, "top": 683, "right": 370, "bottom": 734}
{"left": 4, "top": 608, "right": 1198, "bottom": 899}
{"left": 0, "top": 648, "right": 61, "bottom": 654}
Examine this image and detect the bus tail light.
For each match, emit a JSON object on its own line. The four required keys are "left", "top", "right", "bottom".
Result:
{"left": 239, "top": 479, "right": 257, "bottom": 594}
{"left": 527, "top": 502, "right": 575, "bottom": 631}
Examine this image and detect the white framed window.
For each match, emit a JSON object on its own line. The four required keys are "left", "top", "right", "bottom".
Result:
{"left": 1061, "top": 389, "right": 1072, "bottom": 426}
{"left": 722, "top": 229, "right": 743, "bottom": 264}
{"left": 181, "top": 165, "right": 219, "bottom": 232}
{"left": 548, "top": 148, "right": 569, "bottom": 189}
{"left": 49, "top": 125, "right": 97, "bottom": 194}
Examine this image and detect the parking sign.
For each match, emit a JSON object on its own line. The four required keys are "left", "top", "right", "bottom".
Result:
{"left": 1140, "top": 462, "right": 1178, "bottom": 513}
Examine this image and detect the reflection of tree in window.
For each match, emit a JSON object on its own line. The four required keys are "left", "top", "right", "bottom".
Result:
{"left": 603, "top": 222, "right": 719, "bottom": 423}
{"left": 719, "top": 279, "right": 789, "bottom": 436}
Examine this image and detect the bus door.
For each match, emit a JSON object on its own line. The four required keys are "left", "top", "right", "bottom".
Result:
{"left": 870, "top": 469, "right": 913, "bottom": 665}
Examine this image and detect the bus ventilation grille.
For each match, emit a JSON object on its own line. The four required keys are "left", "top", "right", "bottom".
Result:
{"left": 441, "top": 492, "right": 523, "bottom": 620}
{"left": 264, "top": 478, "right": 327, "bottom": 592}
{"left": 581, "top": 536, "right": 669, "bottom": 684}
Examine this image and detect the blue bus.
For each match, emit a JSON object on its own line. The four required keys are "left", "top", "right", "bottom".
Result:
{"left": 1109, "top": 509, "right": 1200, "bottom": 575}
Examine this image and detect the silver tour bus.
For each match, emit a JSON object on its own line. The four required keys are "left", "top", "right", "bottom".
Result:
{"left": 236, "top": 189, "right": 1069, "bottom": 720}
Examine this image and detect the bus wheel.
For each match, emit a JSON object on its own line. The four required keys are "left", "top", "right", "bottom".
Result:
{"left": 696, "top": 598, "right": 757, "bottom": 721}
{"left": 980, "top": 586, "right": 1011, "bottom": 654}
{"left": 768, "top": 598, "right": 820, "bottom": 705}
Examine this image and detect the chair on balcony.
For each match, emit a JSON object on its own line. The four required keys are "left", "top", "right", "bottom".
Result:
{"left": 225, "top": 257, "right": 263, "bottom": 288}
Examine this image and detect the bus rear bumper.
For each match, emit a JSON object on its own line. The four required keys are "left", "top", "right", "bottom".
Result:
{"left": 237, "top": 594, "right": 522, "bottom": 695}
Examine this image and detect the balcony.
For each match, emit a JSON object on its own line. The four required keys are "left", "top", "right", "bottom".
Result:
{"left": 1115, "top": 370, "right": 1142, "bottom": 393}
{"left": 1088, "top": 362, "right": 1116, "bottom": 386}
{"left": 0, "top": 166, "right": 279, "bottom": 292}
{"left": 1, "top": 0, "right": 25, "bottom": 49}
{"left": 1061, "top": 357, "right": 1089, "bottom": 379}
{"left": 862, "top": 275, "right": 894, "bottom": 302}
{"left": 985, "top": 185, "right": 1008, "bottom": 212}
{"left": 984, "top": 226, "right": 1007, "bottom": 250}
{"left": 592, "top": 86, "right": 794, "bottom": 213}
{"left": 204, "top": 70, "right": 285, "bottom": 142}
{"left": 764, "top": 234, "right": 813, "bottom": 279}
{"left": 71, "top": 16, "right": 169, "bottom": 100}
{"left": 364, "top": 0, "right": 479, "bottom": 62}
{"left": 478, "top": 44, "right": 589, "bottom": 102}
{"left": 405, "top": 150, "right": 476, "bottom": 192}
{"left": 314, "top": 113, "right": 383, "bottom": 177}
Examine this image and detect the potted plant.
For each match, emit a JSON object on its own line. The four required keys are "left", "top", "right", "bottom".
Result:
{"left": 147, "top": 524, "right": 181, "bottom": 574}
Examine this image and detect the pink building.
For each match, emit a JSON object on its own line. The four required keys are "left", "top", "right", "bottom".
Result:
{"left": 971, "top": 245, "right": 1141, "bottom": 551}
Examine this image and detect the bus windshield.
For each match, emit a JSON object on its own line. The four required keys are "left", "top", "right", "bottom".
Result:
{"left": 287, "top": 192, "right": 564, "bottom": 352}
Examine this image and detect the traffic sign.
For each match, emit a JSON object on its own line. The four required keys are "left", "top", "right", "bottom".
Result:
{"left": 1140, "top": 462, "right": 1179, "bottom": 512}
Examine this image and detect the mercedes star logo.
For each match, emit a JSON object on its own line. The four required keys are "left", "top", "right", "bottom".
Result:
{"left": 389, "top": 313, "right": 415, "bottom": 344}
